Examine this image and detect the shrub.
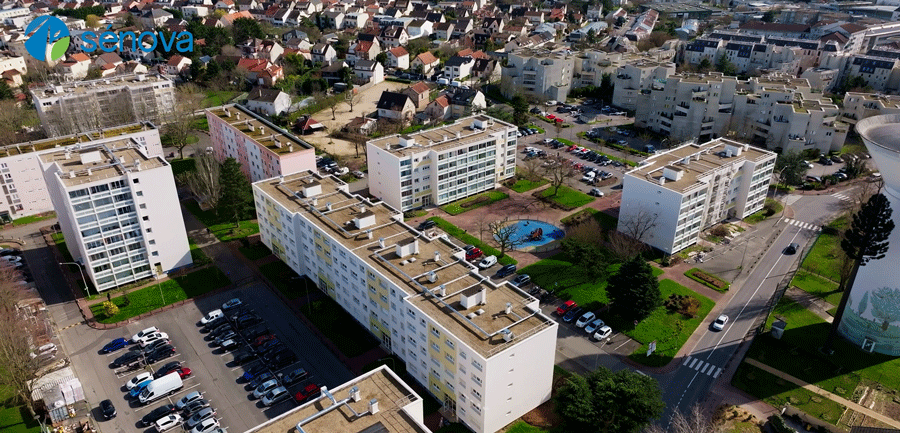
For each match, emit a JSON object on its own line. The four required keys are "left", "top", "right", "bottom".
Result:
{"left": 663, "top": 294, "right": 702, "bottom": 318}
{"left": 102, "top": 301, "right": 119, "bottom": 318}
{"left": 710, "top": 225, "right": 730, "bottom": 238}
{"left": 769, "top": 415, "right": 798, "bottom": 433}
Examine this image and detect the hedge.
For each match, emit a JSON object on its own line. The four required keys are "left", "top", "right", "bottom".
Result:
{"left": 427, "top": 217, "right": 517, "bottom": 265}
{"left": 685, "top": 267, "right": 730, "bottom": 292}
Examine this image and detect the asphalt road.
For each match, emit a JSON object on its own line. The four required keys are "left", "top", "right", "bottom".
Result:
{"left": 656, "top": 191, "right": 849, "bottom": 423}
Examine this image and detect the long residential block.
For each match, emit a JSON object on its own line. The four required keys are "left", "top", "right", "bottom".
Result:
{"left": 252, "top": 171, "right": 557, "bottom": 433}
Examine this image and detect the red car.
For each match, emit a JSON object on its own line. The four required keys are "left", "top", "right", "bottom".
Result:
{"left": 465, "top": 248, "right": 483, "bottom": 261}
{"left": 294, "top": 383, "right": 321, "bottom": 403}
{"left": 174, "top": 368, "right": 192, "bottom": 379}
{"left": 253, "top": 334, "right": 277, "bottom": 347}
{"left": 567, "top": 145, "right": 577, "bottom": 151}
{"left": 556, "top": 300, "right": 577, "bottom": 315}
{"left": 546, "top": 115, "right": 556, "bottom": 120}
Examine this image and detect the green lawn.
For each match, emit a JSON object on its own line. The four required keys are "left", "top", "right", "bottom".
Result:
{"left": 506, "top": 421, "right": 550, "bottom": 433}
{"left": 183, "top": 201, "right": 259, "bottom": 242}
{"left": 189, "top": 241, "right": 211, "bottom": 266}
{"left": 202, "top": 90, "right": 239, "bottom": 107}
{"left": 509, "top": 177, "right": 549, "bottom": 193}
{"left": 685, "top": 267, "right": 730, "bottom": 292}
{"left": 301, "top": 296, "right": 380, "bottom": 357}
{"left": 0, "top": 404, "right": 40, "bottom": 433}
{"left": 403, "top": 209, "right": 428, "bottom": 220}
{"left": 427, "top": 217, "right": 517, "bottom": 265}
{"left": 539, "top": 185, "right": 595, "bottom": 210}
{"left": 791, "top": 270, "right": 841, "bottom": 306}
{"left": 624, "top": 280, "right": 714, "bottom": 367}
{"left": 732, "top": 363, "right": 846, "bottom": 426}
{"left": 90, "top": 267, "right": 231, "bottom": 323}
{"left": 11, "top": 212, "right": 55, "bottom": 226}
{"left": 170, "top": 158, "right": 196, "bottom": 177}
{"left": 238, "top": 243, "right": 272, "bottom": 261}
{"left": 743, "top": 199, "right": 784, "bottom": 224}
{"left": 258, "top": 261, "right": 308, "bottom": 300}
{"left": 440, "top": 191, "right": 509, "bottom": 215}
{"left": 799, "top": 230, "right": 845, "bottom": 283}
{"left": 525, "top": 124, "right": 545, "bottom": 134}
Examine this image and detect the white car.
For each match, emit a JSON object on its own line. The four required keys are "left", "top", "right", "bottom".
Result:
{"left": 545, "top": 100, "right": 557, "bottom": 106}
{"left": 125, "top": 372, "right": 153, "bottom": 390}
{"left": 585, "top": 318, "right": 605, "bottom": 334}
{"left": 542, "top": 138, "right": 553, "bottom": 144}
{"left": 593, "top": 325, "right": 613, "bottom": 340}
{"left": 261, "top": 386, "right": 290, "bottom": 406}
{"left": 712, "top": 314, "right": 729, "bottom": 331}
{"left": 131, "top": 326, "right": 160, "bottom": 343}
{"left": 153, "top": 414, "right": 182, "bottom": 433}
{"left": 477, "top": 255, "right": 498, "bottom": 269}
{"left": 138, "top": 332, "right": 169, "bottom": 347}
{"left": 575, "top": 311, "right": 595, "bottom": 328}
{"left": 189, "top": 418, "right": 220, "bottom": 433}
{"left": 581, "top": 172, "right": 596, "bottom": 182}
{"left": 200, "top": 310, "right": 223, "bottom": 325}
{"left": 252, "top": 379, "right": 280, "bottom": 399}
{"left": 2, "top": 255, "right": 22, "bottom": 263}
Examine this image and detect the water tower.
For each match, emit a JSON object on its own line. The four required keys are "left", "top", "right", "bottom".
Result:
{"left": 839, "top": 114, "right": 900, "bottom": 355}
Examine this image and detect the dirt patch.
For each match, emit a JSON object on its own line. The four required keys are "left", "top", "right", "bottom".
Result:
{"left": 716, "top": 405, "right": 764, "bottom": 433}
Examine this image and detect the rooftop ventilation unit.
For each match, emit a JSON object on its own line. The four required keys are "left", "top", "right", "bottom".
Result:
{"left": 326, "top": 203, "right": 333, "bottom": 211}
{"left": 433, "top": 250, "right": 441, "bottom": 262}
{"left": 378, "top": 238, "right": 385, "bottom": 249}
{"left": 427, "top": 271, "right": 437, "bottom": 283}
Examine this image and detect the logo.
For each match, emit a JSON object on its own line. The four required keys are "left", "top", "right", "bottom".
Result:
{"left": 25, "top": 16, "right": 70, "bottom": 62}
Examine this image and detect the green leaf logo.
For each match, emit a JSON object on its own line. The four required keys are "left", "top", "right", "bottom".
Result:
{"left": 50, "top": 36, "right": 70, "bottom": 61}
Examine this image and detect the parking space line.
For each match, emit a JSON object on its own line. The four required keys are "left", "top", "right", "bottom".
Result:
{"left": 613, "top": 340, "right": 630, "bottom": 351}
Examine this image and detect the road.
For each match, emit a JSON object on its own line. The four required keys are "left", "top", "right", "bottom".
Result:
{"left": 657, "top": 191, "right": 849, "bottom": 423}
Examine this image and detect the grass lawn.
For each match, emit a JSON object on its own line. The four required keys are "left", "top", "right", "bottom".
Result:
{"left": 258, "top": 261, "right": 308, "bottom": 300}
{"left": 90, "top": 267, "right": 231, "bottom": 323}
{"left": 301, "top": 296, "right": 380, "bottom": 358}
{"left": 539, "top": 185, "right": 595, "bottom": 210}
{"left": 202, "top": 90, "right": 239, "bottom": 107}
{"left": 403, "top": 209, "right": 428, "bottom": 220}
{"left": 239, "top": 243, "right": 272, "bottom": 261}
{"left": 732, "top": 363, "right": 846, "bottom": 426}
{"left": 624, "top": 280, "right": 714, "bottom": 367}
{"left": 183, "top": 201, "right": 259, "bottom": 242}
{"left": 798, "top": 217, "right": 848, "bottom": 283}
{"left": 508, "top": 177, "right": 549, "bottom": 193}
{"left": 0, "top": 404, "right": 40, "bottom": 433}
{"left": 560, "top": 208, "right": 618, "bottom": 230}
{"left": 685, "top": 267, "right": 730, "bottom": 292}
{"left": 506, "top": 421, "right": 550, "bottom": 433}
{"left": 440, "top": 191, "right": 509, "bottom": 215}
{"left": 189, "top": 241, "right": 211, "bottom": 266}
{"left": 743, "top": 199, "right": 784, "bottom": 224}
{"left": 11, "top": 212, "right": 55, "bottom": 226}
{"left": 170, "top": 159, "right": 196, "bottom": 177}
{"left": 791, "top": 270, "right": 841, "bottom": 306}
{"left": 427, "top": 217, "right": 517, "bottom": 265}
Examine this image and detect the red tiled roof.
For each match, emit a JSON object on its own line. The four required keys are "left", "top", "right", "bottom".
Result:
{"left": 389, "top": 46, "right": 408, "bottom": 57}
{"left": 415, "top": 51, "right": 438, "bottom": 64}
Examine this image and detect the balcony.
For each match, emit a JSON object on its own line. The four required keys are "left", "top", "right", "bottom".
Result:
{"left": 675, "top": 104, "right": 690, "bottom": 114}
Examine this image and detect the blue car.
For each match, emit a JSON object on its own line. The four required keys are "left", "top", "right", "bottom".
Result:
{"left": 241, "top": 364, "right": 268, "bottom": 382}
{"left": 101, "top": 337, "right": 129, "bottom": 353}
{"left": 129, "top": 379, "right": 152, "bottom": 398}
{"left": 249, "top": 372, "right": 275, "bottom": 389}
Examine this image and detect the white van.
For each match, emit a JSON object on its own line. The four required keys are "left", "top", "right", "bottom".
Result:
{"left": 436, "top": 78, "right": 449, "bottom": 85}
{"left": 139, "top": 373, "right": 183, "bottom": 405}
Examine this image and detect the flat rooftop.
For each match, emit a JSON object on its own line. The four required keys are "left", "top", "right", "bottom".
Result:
{"left": 255, "top": 171, "right": 553, "bottom": 357}
{"left": 0, "top": 123, "right": 154, "bottom": 158}
{"left": 847, "top": 92, "right": 900, "bottom": 109}
{"left": 207, "top": 105, "right": 313, "bottom": 155}
{"left": 368, "top": 115, "right": 515, "bottom": 157}
{"left": 250, "top": 367, "right": 429, "bottom": 433}
{"left": 39, "top": 139, "right": 166, "bottom": 186}
{"left": 32, "top": 74, "right": 170, "bottom": 97}
{"left": 626, "top": 138, "right": 775, "bottom": 193}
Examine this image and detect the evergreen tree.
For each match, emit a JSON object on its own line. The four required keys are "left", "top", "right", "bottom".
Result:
{"left": 774, "top": 150, "right": 809, "bottom": 186}
{"left": 216, "top": 158, "right": 253, "bottom": 226}
{"left": 555, "top": 367, "right": 664, "bottom": 433}
{"left": 232, "top": 17, "right": 264, "bottom": 43}
{"left": 511, "top": 94, "right": 529, "bottom": 125}
{"left": 606, "top": 255, "right": 662, "bottom": 325}
{"left": 0, "top": 81, "right": 13, "bottom": 100}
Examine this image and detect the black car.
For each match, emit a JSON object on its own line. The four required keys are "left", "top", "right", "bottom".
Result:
{"left": 111, "top": 351, "right": 143, "bottom": 368}
{"left": 142, "top": 338, "right": 171, "bottom": 354}
{"left": 255, "top": 339, "right": 282, "bottom": 354}
{"left": 228, "top": 307, "right": 253, "bottom": 322}
{"left": 280, "top": 368, "right": 309, "bottom": 386}
{"left": 268, "top": 352, "right": 298, "bottom": 370}
{"left": 154, "top": 361, "right": 183, "bottom": 379}
{"left": 201, "top": 316, "right": 227, "bottom": 332}
{"left": 562, "top": 307, "right": 584, "bottom": 323}
{"left": 221, "top": 339, "right": 242, "bottom": 351}
{"left": 209, "top": 324, "right": 234, "bottom": 340}
{"left": 495, "top": 264, "right": 517, "bottom": 278}
{"left": 241, "top": 326, "right": 271, "bottom": 341}
{"left": 182, "top": 399, "right": 210, "bottom": 418}
{"left": 261, "top": 344, "right": 288, "bottom": 359}
{"left": 235, "top": 313, "right": 263, "bottom": 329}
{"left": 141, "top": 404, "right": 176, "bottom": 426}
{"left": 784, "top": 243, "right": 800, "bottom": 255}
{"left": 417, "top": 220, "right": 436, "bottom": 231}
{"left": 147, "top": 345, "right": 176, "bottom": 363}
{"left": 100, "top": 399, "right": 116, "bottom": 419}
{"left": 232, "top": 349, "right": 257, "bottom": 365}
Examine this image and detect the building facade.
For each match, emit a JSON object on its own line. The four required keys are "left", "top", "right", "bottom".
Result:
{"left": 366, "top": 115, "right": 517, "bottom": 212}
{"left": 252, "top": 171, "right": 557, "bottom": 433}
{"left": 206, "top": 105, "right": 317, "bottom": 183}
{"left": 0, "top": 123, "right": 161, "bottom": 221}
{"left": 500, "top": 47, "right": 573, "bottom": 102}
{"left": 619, "top": 138, "right": 776, "bottom": 254}
{"left": 31, "top": 74, "right": 175, "bottom": 137}
{"left": 40, "top": 140, "right": 191, "bottom": 291}
{"left": 611, "top": 60, "right": 676, "bottom": 111}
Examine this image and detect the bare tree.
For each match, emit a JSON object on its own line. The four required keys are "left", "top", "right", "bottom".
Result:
{"left": 619, "top": 208, "right": 659, "bottom": 245}
{"left": 0, "top": 264, "right": 45, "bottom": 415}
{"left": 0, "top": 100, "right": 39, "bottom": 147}
{"left": 489, "top": 217, "right": 525, "bottom": 257}
{"left": 520, "top": 156, "right": 544, "bottom": 182}
{"left": 608, "top": 230, "right": 647, "bottom": 262}
{"left": 177, "top": 149, "right": 222, "bottom": 209}
{"left": 163, "top": 84, "right": 204, "bottom": 159}
{"left": 543, "top": 155, "right": 578, "bottom": 196}
{"left": 345, "top": 88, "right": 362, "bottom": 113}
{"left": 643, "top": 404, "right": 723, "bottom": 433}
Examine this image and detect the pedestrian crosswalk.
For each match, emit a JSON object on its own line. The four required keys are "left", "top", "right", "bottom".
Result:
{"left": 785, "top": 218, "right": 821, "bottom": 232}
{"left": 682, "top": 356, "right": 723, "bottom": 378}
{"left": 831, "top": 192, "right": 851, "bottom": 202}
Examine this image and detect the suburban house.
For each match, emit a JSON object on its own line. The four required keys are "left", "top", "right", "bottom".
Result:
{"left": 387, "top": 46, "right": 410, "bottom": 70}
{"left": 412, "top": 52, "right": 440, "bottom": 74}
{"left": 482, "top": 16, "right": 504, "bottom": 34}
{"left": 424, "top": 94, "right": 450, "bottom": 120}
{"left": 164, "top": 55, "right": 192, "bottom": 75}
{"left": 443, "top": 55, "right": 475, "bottom": 80}
{"left": 239, "top": 38, "right": 284, "bottom": 63}
{"left": 57, "top": 53, "right": 90, "bottom": 80}
{"left": 321, "top": 61, "right": 347, "bottom": 85}
{"left": 446, "top": 87, "right": 487, "bottom": 118}
{"left": 236, "top": 58, "right": 284, "bottom": 86}
{"left": 347, "top": 36, "right": 380, "bottom": 65}
{"left": 245, "top": 87, "right": 291, "bottom": 116}
{"left": 295, "top": 115, "right": 326, "bottom": 134}
{"left": 434, "top": 22, "right": 454, "bottom": 41}
{"left": 380, "top": 25, "right": 409, "bottom": 48}
{"left": 376, "top": 91, "right": 416, "bottom": 121}
{"left": 354, "top": 59, "right": 385, "bottom": 84}
{"left": 343, "top": 116, "right": 377, "bottom": 135}
{"left": 311, "top": 43, "right": 338, "bottom": 65}
{"left": 402, "top": 81, "right": 432, "bottom": 108}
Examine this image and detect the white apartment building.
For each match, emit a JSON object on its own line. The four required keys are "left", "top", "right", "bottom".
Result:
{"left": 252, "top": 171, "right": 557, "bottom": 433}
{"left": 40, "top": 139, "right": 191, "bottom": 292}
{"left": 572, "top": 48, "right": 676, "bottom": 90}
{"left": 842, "top": 92, "right": 900, "bottom": 123}
{"left": 366, "top": 115, "right": 517, "bottom": 212}
{"left": 819, "top": 52, "right": 900, "bottom": 94}
{"left": 619, "top": 138, "right": 776, "bottom": 254}
{"left": 0, "top": 123, "right": 161, "bottom": 221}
{"left": 31, "top": 74, "right": 176, "bottom": 137}
{"left": 246, "top": 366, "right": 430, "bottom": 433}
{"left": 500, "top": 47, "right": 573, "bottom": 102}
{"left": 206, "top": 105, "right": 316, "bottom": 183}
{"left": 637, "top": 73, "right": 849, "bottom": 153}
{"left": 611, "top": 60, "right": 676, "bottom": 111}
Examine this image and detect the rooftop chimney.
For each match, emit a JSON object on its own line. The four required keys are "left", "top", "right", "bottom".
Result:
{"left": 428, "top": 271, "right": 437, "bottom": 283}
{"left": 350, "top": 386, "right": 361, "bottom": 402}
{"left": 86, "top": 168, "right": 92, "bottom": 176}
{"left": 505, "top": 302, "right": 512, "bottom": 314}
{"left": 326, "top": 203, "right": 333, "bottom": 211}
{"left": 368, "top": 399, "right": 379, "bottom": 415}
{"left": 378, "top": 238, "right": 385, "bottom": 248}
{"left": 434, "top": 250, "right": 441, "bottom": 262}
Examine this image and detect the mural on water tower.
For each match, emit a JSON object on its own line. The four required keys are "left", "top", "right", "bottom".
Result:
{"left": 839, "top": 287, "right": 900, "bottom": 356}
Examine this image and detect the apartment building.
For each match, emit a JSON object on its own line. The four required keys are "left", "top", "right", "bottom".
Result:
{"left": 611, "top": 60, "right": 676, "bottom": 111}
{"left": 619, "top": 138, "right": 776, "bottom": 254}
{"left": 0, "top": 123, "right": 161, "bottom": 222}
{"left": 39, "top": 140, "right": 191, "bottom": 292}
{"left": 844, "top": 22, "right": 900, "bottom": 54}
{"left": 366, "top": 115, "right": 517, "bottom": 212}
{"left": 206, "top": 105, "right": 316, "bottom": 183}
{"left": 637, "top": 73, "right": 848, "bottom": 153}
{"left": 31, "top": 74, "right": 175, "bottom": 137}
{"left": 500, "top": 47, "right": 573, "bottom": 102}
{"left": 818, "top": 52, "right": 900, "bottom": 94}
{"left": 841, "top": 92, "right": 900, "bottom": 123}
{"left": 246, "top": 366, "right": 431, "bottom": 433}
{"left": 573, "top": 48, "right": 676, "bottom": 90}
{"left": 252, "top": 171, "right": 557, "bottom": 433}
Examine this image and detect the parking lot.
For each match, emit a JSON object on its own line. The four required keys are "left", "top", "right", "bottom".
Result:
{"left": 516, "top": 134, "right": 630, "bottom": 198}
{"left": 61, "top": 284, "right": 354, "bottom": 433}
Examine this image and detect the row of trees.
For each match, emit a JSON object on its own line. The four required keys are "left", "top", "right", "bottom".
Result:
{"left": 0, "top": 266, "right": 48, "bottom": 417}
{"left": 178, "top": 153, "right": 254, "bottom": 227}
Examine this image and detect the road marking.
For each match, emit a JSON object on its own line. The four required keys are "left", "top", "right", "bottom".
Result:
{"left": 59, "top": 321, "right": 85, "bottom": 331}
{"left": 785, "top": 219, "right": 821, "bottom": 232}
{"left": 700, "top": 363, "right": 710, "bottom": 374}
{"left": 713, "top": 368, "right": 723, "bottom": 378}
{"left": 687, "top": 358, "right": 698, "bottom": 369}
{"left": 682, "top": 357, "right": 690, "bottom": 366}
{"left": 613, "top": 340, "right": 630, "bottom": 351}
{"left": 831, "top": 192, "right": 851, "bottom": 202}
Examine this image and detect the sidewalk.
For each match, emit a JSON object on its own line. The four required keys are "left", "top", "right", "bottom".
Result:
{"left": 744, "top": 358, "right": 900, "bottom": 430}
{"left": 784, "top": 287, "right": 834, "bottom": 323}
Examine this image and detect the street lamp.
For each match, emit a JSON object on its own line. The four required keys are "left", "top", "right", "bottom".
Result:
{"left": 59, "top": 262, "right": 90, "bottom": 296}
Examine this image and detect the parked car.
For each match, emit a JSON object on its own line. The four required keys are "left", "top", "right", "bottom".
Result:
{"left": 141, "top": 404, "right": 176, "bottom": 427}
{"left": 477, "top": 255, "right": 498, "bottom": 269}
{"left": 153, "top": 414, "right": 183, "bottom": 432}
{"left": 417, "top": 220, "right": 436, "bottom": 231}
{"left": 175, "top": 391, "right": 203, "bottom": 410}
{"left": 100, "top": 399, "right": 116, "bottom": 419}
{"left": 129, "top": 380, "right": 152, "bottom": 398}
{"left": 589, "top": 188, "right": 604, "bottom": 197}
{"left": 154, "top": 361, "right": 183, "bottom": 379}
{"left": 200, "top": 310, "right": 223, "bottom": 325}
{"left": 253, "top": 379, "right": 280, "bottom": 399}
{"left": 280, "top": 368, "right": 309, "bottom": 386}
{"left": 241, "top": 326, "right": 271, "bottom": 341}
{"left": 200, "top": 316, "right": 227, "bottom": 333}
{"left": 295, "top": 383, "right": 322, "bottom": 403}
{"left": 241, "top": 364, "right": 269, "bottom": 382}
{"left": 510, "top": 274, "right": 531, "bottom": 287}
{"left": 592, "top": 326, "right": 613, "bottom": 340}
{"left": 252, "top": 334, "right": 277, "bottom": 347}
{"left": 711, "top": 314, "right": 729, "bottom": 331}
{"left": 147, "top": 345, "right": 176, "bottom": 363}
{"left": 142, "top": 338, "right": 171, "bottom": 354}
{"left": 831, "top": 155, "right": 843, "bottom": 163}
{"left": 352, "top": 171, "right": 365, "bottom": 179}
{"left": 101, "top": 337, "right": 130, "bottom": 353}
{"left": 185, "top": 408, "right": 217, "bottom": 430}
{"left": 495, "top": 264, "right": 517, "bottom": 278}
{"left": 232, "top": 349, "right": 257, "bottom": 366}
{"left": 234, "top": 314, "right": 262, "bottom": 329}
{"left": 139, "top": 332, "right": 170, "bottom": 348}
{"left": 818, "top": 157, "right": 833, "bottom": 166}
{"left": 131, "top": 326, "right": 160, "bottom": 344}
{"left": 465, "top": 247, "right": 483, "bottom": 261}
{"left": 575, "top": 311, "right": 596, "bottom": 328}
{"left": 262, "top": 386, "right": 290, "bottom": 406}
{"left": 214, "top": 331, "right": 237, "bottom": 346}
{"left": 556, "top": 300, "right": 577, "bottom": 315}
{"left": 545, "top": 100, "right": 557, "bottom": 106}
{"left": 268, "top": 352, "right": 298, "bottom": 370}
{"left": 222, "top": 298, "right": 242, "bottom": 312}
{"left": 584, "top": 318, "right": 605, "bottom": 334}
{"left": 111, "top": 351, "right": 143, "bottom": 368}
{"left": 188, "top": 417, "right": 220, "bottom": 433}
{"left": 169, "top": 368, "right": 192, "bottom": 379}
{"left": 126, "top": 372, "right": 154, "bottom": 390}
{"left": 249, "top": 372, "right": 276, "bottom": 389}
{"left": 220, "top": 339, "right": 242, "bottom": 351}
{"left": 562, "top": 307, "right": 584, "bottom": 323}
{"left": 182, "top": 400, "right": 210, "bottom": 418}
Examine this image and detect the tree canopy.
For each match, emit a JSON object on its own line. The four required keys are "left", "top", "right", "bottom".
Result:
{"left": 232, "top": 17, "right": 265, "bottom": 43}
{"left": 556, "top": 367, "right": 665, "bottom": 433}
{"left": 53, "top": 5, "right": 105, "bottom": 20}
{"left": 842, "top": 193, "right": 895, "bottom": 265}
{"left": 774, "top": 150, "right": 809, "bottom": 185}
{"left": 606, "top": 255, "right": 662, "bottom": 324}
{"left": 217, "top": 158, "right": 254, "bottom": 225}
